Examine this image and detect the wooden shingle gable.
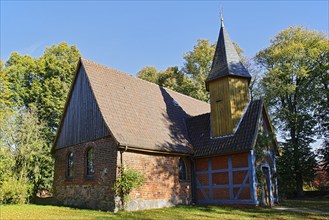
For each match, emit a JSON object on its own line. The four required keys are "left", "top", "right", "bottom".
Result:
{"left": 52, "top": 60, "right": 111, "bottom": 152}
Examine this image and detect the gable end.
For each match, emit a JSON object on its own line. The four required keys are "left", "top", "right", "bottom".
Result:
{"left": 54, "top": 63, "right": 110, "bottom": 150}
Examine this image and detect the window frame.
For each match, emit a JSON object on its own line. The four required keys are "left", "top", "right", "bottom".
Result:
{"left": 85, "top": 147, "right": 95, "bottom": 178}
{"left": 178, "top": 158, "right": 188, "bottom": 181}
{"left": 66, "top": 152, "right": 74, "bottom": 179}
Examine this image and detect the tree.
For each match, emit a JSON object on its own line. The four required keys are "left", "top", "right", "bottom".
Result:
{"left": 138, "top": 66, "right": 195, "bottom": 98}
{"left": 35, "top": 43, "right": 80, "bottom": 138}
{"left": 0, "top": 108, "right": 51, "bottom": 203}
{"left": 137, "top": 66, "right": 159, "bottom": 84}
{"left": 256, "top": 26, "right": 327, "bottom": 196}
{"left": 243, "top": 58, "right": 263, "bottom": 102}
{"left": 0, "top": 42, "right": 79, "bottom": 202}
{"left": 4, "top": 42, "right": 81, "bottom": 144}
{"left": 182, "top": 39, "right": 215, "bottom": 101}
{"left": 319, "top": 139, "right": 329, "bottom": 174}
{"left": 138, "top": 39, "right": 249, "bottom": 102}
{"left": 0, "top": 60, "right": 13, "bottom": 110}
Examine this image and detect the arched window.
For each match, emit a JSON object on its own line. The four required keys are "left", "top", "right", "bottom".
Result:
{"left": 178, "top": 158, "right": 187, "bottom": 181}
{"left": 67, "top": 152, "right": 74, "bottom": 177}
{"left": 86, "top": 148, "right": 95, "bottom": 176}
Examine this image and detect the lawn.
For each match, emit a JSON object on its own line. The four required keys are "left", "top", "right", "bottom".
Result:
{"left": 1, "top": 201, "right": 328, "bottom": 220}
{"left": 283, "top": 198, "right": 329, "bottom": 212}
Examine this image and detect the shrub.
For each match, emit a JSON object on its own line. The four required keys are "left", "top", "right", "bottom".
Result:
{"left": 0, "top": 176, "right": 31, "bottom": 204}
{"left": 113, "top": 166, "right": 144, "bottom": 210}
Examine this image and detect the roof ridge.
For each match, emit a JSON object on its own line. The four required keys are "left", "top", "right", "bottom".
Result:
{"left": 187, "top": 112, "right": 210, "bottom": 121}
{"left": 80, "top": 57, "right": 209, "bottom": 106}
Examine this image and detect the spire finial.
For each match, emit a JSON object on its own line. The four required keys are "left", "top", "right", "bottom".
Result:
{"left": 220, "top": 3, "right": 224, "bottom": 27}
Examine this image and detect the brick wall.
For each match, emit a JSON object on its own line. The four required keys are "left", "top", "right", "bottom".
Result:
{"left": 53, "top": 136, "right": 117, "bottom": 211}
{"left": 118, "top": 151, "right": 192, "bottom": 211}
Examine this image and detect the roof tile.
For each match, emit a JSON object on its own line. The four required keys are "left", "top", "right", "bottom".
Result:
{"left": 81, "top": 58, "right": 210, "bottom": 154}
{"left": 186, "top": 99, "right": 263, "bottom": 157}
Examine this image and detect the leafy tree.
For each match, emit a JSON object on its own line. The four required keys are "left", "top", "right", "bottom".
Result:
{"left": 256, "top": 26, "right": 327, "bottom": 196}
{"left": 0, "top": 60, "right": 14, "bottom": 110}
{"left": 137, "top": 66, "right": 159, "bottom": 84}
{"left": 0, "top": 108, "right": 51, "bottom": 203}
{"left": 138, "top": 39, "right": 247, "bottom": 102}
{"left": 318, "top": 139, "right": 329, "bottom": 174}
{"left": 243, "top": 58, "right": 263, "bottom": 102}
{"left": 182, "top": 39, "right": 215, "bottom": 101}
{"left": 3, "top": 53, "right": 38, "bottom": 108}
{"left": 4, "top": 42, "right": 80, "bottom": 143}
{"left": 35, "top": 43, "right": 80, "bottom": 137}
{"left": 138, "top": 66, "right": 195, "bottom": 98}
{"left": 1, "top": 42, "right": 80, "bottom": 202}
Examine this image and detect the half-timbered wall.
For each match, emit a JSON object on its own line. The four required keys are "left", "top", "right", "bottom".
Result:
{"left": 56, "top": 66, "right": 109, "bottom": 149}
{"left": 194, "top": 152, "right": 256, "bottom": 205}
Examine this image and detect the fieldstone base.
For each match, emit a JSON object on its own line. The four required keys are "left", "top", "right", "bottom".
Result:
{"left": 54, "top": 185, "right": 115, "bottom": 211}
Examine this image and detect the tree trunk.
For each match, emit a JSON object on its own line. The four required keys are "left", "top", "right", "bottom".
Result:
{"left": 295, "top": 172, "right": 304, "bottom": 197}
{"left": 290, "top": 124, "right": 304, "bottom": 197}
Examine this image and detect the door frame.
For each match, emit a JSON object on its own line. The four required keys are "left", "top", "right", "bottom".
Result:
{"left": 260, "top": 164, "right": 272, "bottom": 207}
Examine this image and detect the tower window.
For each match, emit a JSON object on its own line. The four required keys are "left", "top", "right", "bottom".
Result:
{"left": 178, "top": 158, "right": 188, "bottom": 181}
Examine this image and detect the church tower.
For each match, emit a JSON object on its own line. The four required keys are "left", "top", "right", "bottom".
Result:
{"left": 206, "top": 19, "right": 251, "bottom": 137}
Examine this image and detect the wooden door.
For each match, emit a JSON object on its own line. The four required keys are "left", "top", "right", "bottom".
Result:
{"left": 262, "top": 167, "right": 271, "bottom": 207}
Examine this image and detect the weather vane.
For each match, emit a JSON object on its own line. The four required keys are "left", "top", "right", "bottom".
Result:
{"left": 220, "top": 2, "right": 224, "bottom": 27}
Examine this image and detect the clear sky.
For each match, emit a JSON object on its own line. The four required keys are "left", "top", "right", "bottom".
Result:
{"left": 1, "top": 1, "right": 328, "bottom": 76}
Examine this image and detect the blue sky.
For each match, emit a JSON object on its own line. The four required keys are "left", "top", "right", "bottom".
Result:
{"left": 1, "top": 1, "right": 328, "bottom": 76}
{"left": 1, "top": 1, "right": 328, "bottom": 148}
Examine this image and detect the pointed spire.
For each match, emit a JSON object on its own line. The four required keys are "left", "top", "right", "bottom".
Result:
{"left": 206, "top": 16, "right": 251, "bottom": 86}
{"left": 220, "top": 4, "right": 224, "bottom": 28}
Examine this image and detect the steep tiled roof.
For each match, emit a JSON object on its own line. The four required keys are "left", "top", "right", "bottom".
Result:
{"left": 206, "top": 25, "right": 251, "bottom": 84}
{"left": 81, "top": 58, "right": 210, "bottom": 154}
{"left": 186, "top": 99, "right": 263, "bottom": 157}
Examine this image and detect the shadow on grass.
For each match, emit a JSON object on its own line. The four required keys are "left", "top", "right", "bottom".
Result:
{"left": 29, "top": 200, "right": 329, "bottom": 219}
{"left": 171, "top": 205, "right": 326, "bottom": 218}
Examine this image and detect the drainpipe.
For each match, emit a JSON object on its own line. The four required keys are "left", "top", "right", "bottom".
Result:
{"left": 119, "top": 145, "right": 128, "bottom": 167}
{"left": 190, "top": 157, "right": 196, "bottom": 204}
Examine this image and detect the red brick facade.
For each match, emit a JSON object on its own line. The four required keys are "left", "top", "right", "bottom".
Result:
{"left": 118, "top": 151, "right": 191, "bottom": 210}
{"left": 53, "top": 136, "right": 118, "bottom": 211}
{"left": 53, "top": 136, "right": 192, "bottom": 211}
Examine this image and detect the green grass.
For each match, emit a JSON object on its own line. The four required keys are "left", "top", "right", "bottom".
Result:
{"left": 284, "top": 197, "right": 329, "bottom": 212}
{"left": 1, "top": 203, "right": 328, "bottom": 220}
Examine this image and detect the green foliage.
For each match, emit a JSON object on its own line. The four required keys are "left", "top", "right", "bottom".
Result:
{"left": 0, "top": 60, "right": 14, "bottom": 111}
{"left": 254, "top": 132, "right": 275, "bottom": 203}
{"left": 138, "top": 66, "right": 195, "bottom": 99}
{"left": 276, "top": 142, "right": 317, "bottom": 198}
{"left": 0, "top": 108, "right": 52, "bottom": 203}
{"left": 254, "top": 132, "right": 274, "bottom": 163}
{"left": 4, "top": 42, "right": 81, "bottom": 143}
{"left": 137, "top": 66, "right": 159, "bottom": 84}
{"left": 318, "top": 139, "right": 329, "bottom": 174}
{"left": 0, "top": 176, "right": 31, "bottom": 204}
{"left": 138, "top": 39, "right": 248, "bottom": 102}
{"left": 113, "top": 166, "right": 144, "bottom": 209}
{"left": 256, "top": 26, "right": 326, "bottom": 196}
{"left": 181, "top": 39, "right": 215, "bottom": 101}
{"left": 0, "top": 42, "right": 80, "bottom": 203}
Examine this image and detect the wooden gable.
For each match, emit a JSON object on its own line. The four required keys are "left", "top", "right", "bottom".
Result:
{"left": 54, "top": 62, "right": 109, "bottom": 150}
{"left": 256, "top": 106, "right": 280, "bottom": 156}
